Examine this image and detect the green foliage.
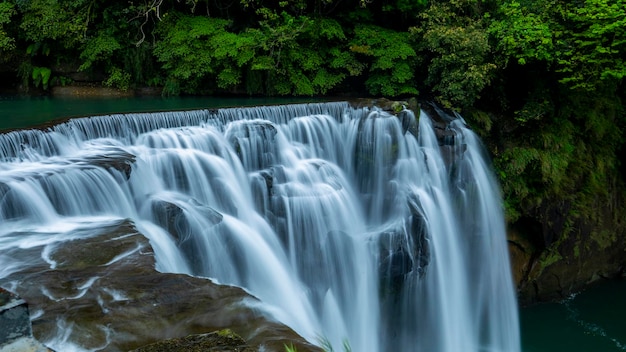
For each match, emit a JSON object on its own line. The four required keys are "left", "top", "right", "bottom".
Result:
{"left": 79, "top": 32, "right": 122, "bottom": 71}
{"left": 26, "top": 42, "right": 51, "bottom": 57}
{"left": 557, "top": 0, "right": 626, "bottom": 90}
{"left": 104, "top": 67, "right": 132, "bottom": 91}
{"left": 284, "top": 337, "right": 352, "bottom": 352}
{"left": 489, "top": 0, "right": 626, "bottom": 91}
{"left": 317, "top": 336, "right": 352, "bottom": 352}
{"left": 412, "top": 0, "right": 494, "bottom": 109}
{"left": 31, "top": 66, "right": 52, "bottom": 89}
{"left": 485, "top": 0, "right": 626, "bottom": 229}
{"left": 153, "top": 10, "right": 362, "bottom": 96}
{"left": 19, "top": 0, "right": 89, "bottom": 48}
{"left": 493, "top": 84, "right": 623, "bottom": 225}
{"left": 488, "top": 1, "right": 556, "bottom": 66}
{"left": 383, "top": 0, "right": 428, "bottom": 13}
{"left": 350, "top": 24, "right": 418, "bottom": 96}
{"left": 0, "top": 1, "right": 15, "bottom": 53}
{"left": 154, "top": 14, "right": 248, "bottom": 94}
{"left": 248, "top": 12, "right": 316, "bottom": 94}
{"left": 250, "top": 14, "right": 362, "bottom": 95}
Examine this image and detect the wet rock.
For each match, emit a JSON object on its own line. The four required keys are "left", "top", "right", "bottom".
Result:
{"left": 0, "top": 288, "right": 31, "bottom": 345}
{"left": 348, "top": 98, "right": 419, "bottom": 137}
{"left": 511, "top": 213, "right": 626, "bottom": 305}
{"left": 378, "top": 195, "right": 431, "bottom": 294}
{"left": 397, "top": 109, "right": 414, "bottom": 135}
{"left": 259, "top": 170, "right": 275, "bottom": 196}
{"left": 0, "top": 220, "right": 319, "bottom": 352}
{"left": 131, "top": 329, "right": 254, "bottom": 352}
{"left": 79, "top": 149, "right": 136, "bottom": 179}
{"left": 0, "top": 183, "right": 10, "bottom": 218}
{"left": 434, "top": 128, "right": 456, "bottom": 146}
{"left": 380, "top": 246, "right": 414, "bottom": 289}
{"left": 405, "top": 194, "right": 431, "bottom": 275}
{"left": 151, "top": 198, "right": 223, "bottom": 244}
{"left": 0, "top": 183, "right": 8, "bottom": 199}
{"left": 0, "top": 289, "right": 53, "bottom": 352}
{"left": 226, "top": 121, "right": 278, "bottom": 171}
{"left": 150, "top": 198, "right": 225, "bottom": 274}
{"left": 0, "top": 337, "right": 54, "bottom": 352}
{"left": 348, "top": 98, "right": 406, "bottom": 113}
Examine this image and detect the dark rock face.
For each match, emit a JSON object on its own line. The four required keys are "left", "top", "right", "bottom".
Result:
{"left": 379, "top": 245, "right": 414, "bottom": 290}
{"left": 378, "top": 197, "right": 430, "bottom": 294}
{"left": 0, "top": 288, "right": 31, "bottom": 344}
{"left": 226, "top": 120, "right": 279, "bottom": 171}
{"left": 509, "top": 210, "right": 626, "bottom": 305}
{"left": 78, "top": 149, "right": 136, "bottom": 179}
{"left": 0, "top": 289, "right": 53, "bottom": 352}
{"left": 150, "top": 198, "right": 224, "bottom": 274}
{"left": 0, "top": 220, "right": 321, "bottom": 352}
{"left": 150, "top": 198, "right": 223, "bottom": 244}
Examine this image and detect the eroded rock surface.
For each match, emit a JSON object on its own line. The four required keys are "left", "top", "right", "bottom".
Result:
{"left": 0, "top": 220, "right": 321, "bottom": 352}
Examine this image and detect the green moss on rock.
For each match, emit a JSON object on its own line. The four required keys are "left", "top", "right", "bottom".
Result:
{"left": 130, "top": 330, "right": 255, "bottom": 352}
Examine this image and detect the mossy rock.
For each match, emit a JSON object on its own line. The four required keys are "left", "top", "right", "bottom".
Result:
{"left": 130, "top": 329, "right": 255, "bottom": 352}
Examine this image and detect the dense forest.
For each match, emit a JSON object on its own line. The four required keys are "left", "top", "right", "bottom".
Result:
{"left": 0, "top": 0, "right": 625, "bottom": 300}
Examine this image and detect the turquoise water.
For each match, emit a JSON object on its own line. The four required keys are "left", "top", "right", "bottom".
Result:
{"left": 521, "top": 279, "right": 626, "bottom": 352}
{"left": 1, "top": 96, "right": 624, "bottom": 351}
{"left": 0, "top": 95, "right": 327, "bottom": 131}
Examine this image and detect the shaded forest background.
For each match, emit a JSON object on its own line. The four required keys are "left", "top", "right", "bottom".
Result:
{"left": 0, "top": 0, "right": 625, "bottom": 300}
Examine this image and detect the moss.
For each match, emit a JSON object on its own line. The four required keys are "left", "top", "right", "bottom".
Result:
{"left": 390, "top": 101, "right": 404, "bottom": 114}
{"left": 217, "top": 329, "right": 239, "bottom": 339}
{"left": 130, "top": 330, "right": 254, "bottom": 352}
{"left": 539, "top": 249, "right": 563, "bottom": 269}
{"left": 592, "top": 230, "right": 617, "bottom": 251}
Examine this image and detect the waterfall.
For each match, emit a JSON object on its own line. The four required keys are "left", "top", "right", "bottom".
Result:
{"left": 0, "top": 102, "right": 520, "bottom": 352}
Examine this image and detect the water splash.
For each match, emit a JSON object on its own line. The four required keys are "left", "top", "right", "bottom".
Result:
{"left": 0, "top": 102, "right": 520, "bottom": 351}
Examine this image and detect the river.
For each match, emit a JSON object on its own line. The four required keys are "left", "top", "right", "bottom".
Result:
{"left": 0, "top": 95, "right": 623, "bottom": 351}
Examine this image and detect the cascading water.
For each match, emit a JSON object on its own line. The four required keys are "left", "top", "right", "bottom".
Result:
{"left": 0, "top": 102, "right": 520, "bottom": 351}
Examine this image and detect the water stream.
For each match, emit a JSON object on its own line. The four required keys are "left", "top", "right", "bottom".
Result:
{"left": 0, "top": 102, "right": 520, "bottom": 351}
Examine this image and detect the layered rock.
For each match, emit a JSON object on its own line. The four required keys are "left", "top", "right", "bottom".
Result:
{"left": 0, "top": 220, "right": 321, "bottom": 352}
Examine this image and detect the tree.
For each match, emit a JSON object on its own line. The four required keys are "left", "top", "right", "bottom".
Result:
{"left": 248, "top": 14, "right": 361, "bottom": 95}
{"left": 153, "top": 14, "right": 248, "bottom": 94}
{"left": 411, "top": 0, "right": 495, "bottom": 110}
{"left": 557, "top": 0, "right": 626, "bottom": 90}
{"left": 350, "top": 24, "right": 418, "bottom": 96}
{"left": 0, "top": 1, "right": 15, "bottom": 55}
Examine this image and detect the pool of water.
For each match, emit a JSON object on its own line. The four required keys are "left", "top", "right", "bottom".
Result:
{"left": 521, "top": 279, "right": 626, "bottom": 352}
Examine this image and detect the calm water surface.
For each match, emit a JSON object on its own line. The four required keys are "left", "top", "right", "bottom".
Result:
{"left": 1, "top": 96, "right": 624, "bottom": 351}
{"left": 0, "top": 95, "right": 327, "bottom": 131}
{"left": 521, "top": 279, "right": 626, "bottom": 352}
